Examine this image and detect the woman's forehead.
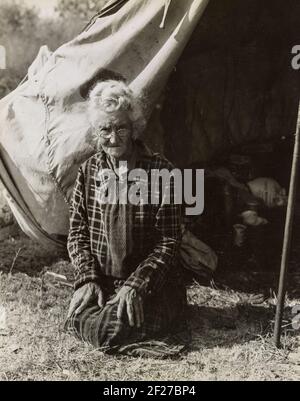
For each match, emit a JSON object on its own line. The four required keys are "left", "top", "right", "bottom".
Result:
{"left": 92, "top": 110, "right": 131, "bottom": 127}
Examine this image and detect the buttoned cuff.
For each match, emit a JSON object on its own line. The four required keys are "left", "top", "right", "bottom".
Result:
{"left": 74, "top": 271, "right": 101, "bottom": 291}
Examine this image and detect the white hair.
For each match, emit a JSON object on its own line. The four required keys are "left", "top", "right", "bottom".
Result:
{"left": 88, "top": 80, "right": 146, "bottom": 139}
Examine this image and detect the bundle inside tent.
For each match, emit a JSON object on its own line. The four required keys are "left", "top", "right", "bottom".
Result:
{"left": 0, "top": 0, "right": 299, "bottom": 249}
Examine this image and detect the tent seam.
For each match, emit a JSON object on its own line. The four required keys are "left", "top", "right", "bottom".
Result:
{"left": 40, "top": 93, "right": 71, "bottom": 207}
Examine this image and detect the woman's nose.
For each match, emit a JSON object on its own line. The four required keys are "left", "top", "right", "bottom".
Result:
{"left": 109, "top": 133, "right": 118, "bottom": 145}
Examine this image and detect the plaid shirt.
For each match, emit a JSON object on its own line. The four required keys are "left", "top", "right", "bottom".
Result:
{"left": 67, "top": 140, "right": 182, "bottom": 296}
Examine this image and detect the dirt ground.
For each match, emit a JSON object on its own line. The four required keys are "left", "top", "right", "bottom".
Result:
{"left": 0, "top": 228, "right": 299, "bottom": 381}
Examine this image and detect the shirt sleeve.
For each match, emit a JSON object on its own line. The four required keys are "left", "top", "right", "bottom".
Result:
{"left": 67, "top": 166, "right": 101, "bottom": 290}
{"left": 124, "top": 170, "right": 182, "bottom": 295}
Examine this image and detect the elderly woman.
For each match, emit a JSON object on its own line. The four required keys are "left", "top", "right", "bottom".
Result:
{"left": 65, "top": 80, "right": 189, "bottom": 357}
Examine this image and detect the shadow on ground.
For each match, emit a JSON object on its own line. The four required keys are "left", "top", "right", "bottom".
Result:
{"left": 186, "top": 301, "right": 299, "bottom": 353}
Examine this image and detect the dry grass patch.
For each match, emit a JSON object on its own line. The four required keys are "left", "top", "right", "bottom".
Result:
{"left": 0, "top": 233, "right": 299, "bottom": 381}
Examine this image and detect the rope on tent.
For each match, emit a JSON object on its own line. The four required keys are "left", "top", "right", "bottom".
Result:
{"left": 160, "top": 0, "right": 172, "bottom": 29}
{"left": 82, "top": 0, "right": 129, "bottom": 33}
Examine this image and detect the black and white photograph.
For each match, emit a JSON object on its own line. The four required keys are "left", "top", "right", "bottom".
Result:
{"left": 0, "top": 0, "right": 300, "bottom": 382}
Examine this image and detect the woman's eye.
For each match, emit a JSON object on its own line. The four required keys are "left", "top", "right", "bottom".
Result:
{"left": 99, "top": 128, "right": 109, "bottom": 136}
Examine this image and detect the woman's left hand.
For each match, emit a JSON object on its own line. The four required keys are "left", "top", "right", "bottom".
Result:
{"left": 107, "top": 285, "right": 144, "bottom": 328}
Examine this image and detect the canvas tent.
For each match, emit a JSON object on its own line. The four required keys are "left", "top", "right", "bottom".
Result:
{"left": 0, "top": 0, "right": 299, "bottom": 248}
{"left": 0, "top": 0, "right": 211, "bottom": 247}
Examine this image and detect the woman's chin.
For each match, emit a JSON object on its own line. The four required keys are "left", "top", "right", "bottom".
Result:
{"left": 105, "top": 147, "right": 124, "bottom": 159}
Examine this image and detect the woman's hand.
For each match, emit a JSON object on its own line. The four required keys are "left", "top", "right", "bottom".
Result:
{"left": 107, "top": 285, "right": 144, "bottom": 328}
{"left": 67, "top": 282, "right": 105, "bottom": 319}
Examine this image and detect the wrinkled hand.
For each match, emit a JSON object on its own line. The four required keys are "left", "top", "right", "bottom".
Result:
{"left": 107, "top": 285, "right": 144, "bottom": 328}
{"left": 247, "top": 177, "right": 286, "bottom": 208}
{"left": 67, "top": 282, "right": 105, "bottom": 319}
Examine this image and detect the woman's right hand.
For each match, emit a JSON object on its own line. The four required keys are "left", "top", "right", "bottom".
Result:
{"left": 67, "top": 282, "right": 105, "bottom": 319}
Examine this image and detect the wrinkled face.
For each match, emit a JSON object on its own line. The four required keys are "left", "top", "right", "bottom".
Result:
{"left": 92, "top": 110, "right": 133, "bottom": 159}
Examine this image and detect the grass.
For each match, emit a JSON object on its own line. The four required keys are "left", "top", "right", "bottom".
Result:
{"left": 0, "top": 230, "right": 299, "bottom": 381}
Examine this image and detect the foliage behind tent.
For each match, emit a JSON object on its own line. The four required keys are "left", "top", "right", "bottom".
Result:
{"left": 0, "top": 0, "right": 107, "bottom": 98}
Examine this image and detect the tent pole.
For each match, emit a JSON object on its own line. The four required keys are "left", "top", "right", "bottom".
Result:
{"left": 274, "top": 100, "right": 300, "bottom": 348}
